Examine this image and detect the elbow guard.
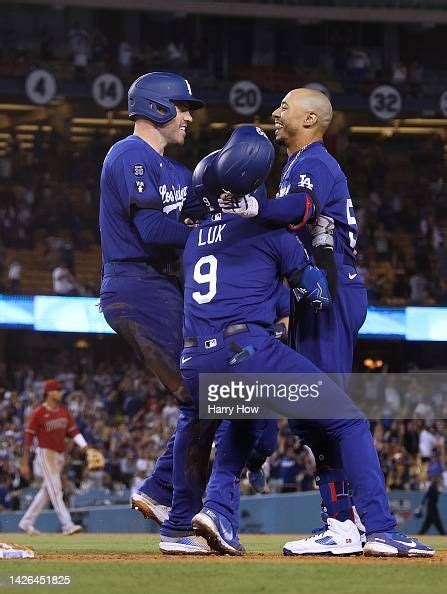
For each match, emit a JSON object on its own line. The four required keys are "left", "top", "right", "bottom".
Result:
{"left": 311, "top": 214, "right": 335, "bottom": 249}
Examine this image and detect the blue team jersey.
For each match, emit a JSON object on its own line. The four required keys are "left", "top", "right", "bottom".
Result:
{"left": 277, "top": 141, "right": 358, "bottom": 262}
{"left": 183, "top": 214, "right": 308, "bottom": 336}
{"left": 273, "top": 282, "right": 290, "bottom": 319}
{"left": 99, "top": 135, "right": 194, "bottom": 265}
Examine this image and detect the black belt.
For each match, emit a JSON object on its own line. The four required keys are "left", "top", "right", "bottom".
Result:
{"left": 184, "top": 323, "right": 249, "bottom": 348}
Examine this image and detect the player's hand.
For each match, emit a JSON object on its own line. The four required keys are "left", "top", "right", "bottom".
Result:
{"left": 20, "top": 462, "right": 30, "bottom": 481}
{"left": 292, "top": 264, "right": 332, "bottom": 311}
{"left": 218, "top": 192, "right": 259, "bottom": 217}
{"left": 184, "top": 217, "right": 199, "bottom": 228}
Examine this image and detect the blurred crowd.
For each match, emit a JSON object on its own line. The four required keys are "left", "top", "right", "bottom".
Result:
{"left": 0, "top": 127, "right": 104, "bottom": 295}
{"left": 0, "top": 363, "right": 176, "bottom": 510}
{"left": 0, "top": 128, "right": 101, "bottom": 250}
{"left": 338, "top": 134, "right": 447, "bottom": 305}
{"left": 0, "top": 362, "right": 445, "bottom": 510}
{"left": 374, "top": 420, "right": 445, "bottom": 492}
{"left": 1, "top": 6, "right": 444, "bottom": 95}
{"left": 1, "top": 123, "right": 447, "bottom": 304}
{"left": 0, "top": 19, "right": 211, "bottom": 88}
{"left": 1, "top": 9, "right": 447, "bottom": 302}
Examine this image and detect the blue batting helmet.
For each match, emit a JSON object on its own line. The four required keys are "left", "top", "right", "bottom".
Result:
{"left": 214, "top": 125, "right": 275, "bottom": 195}
{"left": 128, "top": 72, "right": 204, "bottom": 124}
{"left": 192, "top": 151, "right": 268, "bottom": 214}
{"left": 192, "top": 151, "right": 221, "bottom": 213}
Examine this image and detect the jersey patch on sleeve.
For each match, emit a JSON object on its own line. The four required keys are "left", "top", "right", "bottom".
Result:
{"left": 135, "top": 180, "right": 146, "bottom": 193}
{"left": 133, "top": 164, "right": 145, "bottom": 176}
{"left": 297, "top": 174, "right": 314, "bottom": 190}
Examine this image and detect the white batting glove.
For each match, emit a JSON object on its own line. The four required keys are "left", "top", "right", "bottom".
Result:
{"left": 218, "top": 192, "right": 259, "bottom": 218}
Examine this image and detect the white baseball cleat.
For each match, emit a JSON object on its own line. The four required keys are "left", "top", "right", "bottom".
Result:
{"left": 62, "top": 524, "right": 83, "bottom": 536}
{"left": 131, "top": 492, "right": 170, "bottom": 525}
{"left": 18, "top": 521, "right": 41, "bottom": 536}
{"left": 283, "top": 518, "right": 363, "bottom": 556}
{"left": 159, "top": 532, "right": 212, "bottom": 555}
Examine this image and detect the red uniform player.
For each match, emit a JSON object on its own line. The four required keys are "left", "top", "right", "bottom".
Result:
{"left": 19, "top": 379, "right": 88, "bottom": 535}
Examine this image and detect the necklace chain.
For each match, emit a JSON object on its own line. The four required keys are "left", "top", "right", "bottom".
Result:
{"left": 281, "top": 141, "right": 314, "bottom": 183}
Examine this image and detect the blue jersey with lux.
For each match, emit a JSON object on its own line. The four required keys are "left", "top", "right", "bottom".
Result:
{"left": 99, "top": 135, "right": 193, "bottom": 265}
{"left": 183, "top": 214, "right": 309, "bottom": 336}
{"left": 277, "top": 141, "right": 358, "bottom": 261}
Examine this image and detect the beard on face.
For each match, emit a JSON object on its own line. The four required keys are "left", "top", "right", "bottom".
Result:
{"left": 274, "top": 134, "right": 287, "bottom": 147}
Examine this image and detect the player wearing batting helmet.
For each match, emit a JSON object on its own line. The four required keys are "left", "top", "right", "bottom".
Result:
{"left": 99, "top": 72, "right": 207, "bottom": 547}
{"left": 157, "top": 134, "right": 333, "bottom": 555}
{"left": 218, "top": 88, "right": 434, "bottom": 558}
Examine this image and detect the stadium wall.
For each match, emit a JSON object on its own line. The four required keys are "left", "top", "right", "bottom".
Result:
{"left": 1, "top": 491, "right": 445, "bottom": 535}
{"left": 2, "top": 295, "right": 447, "bottom": 340}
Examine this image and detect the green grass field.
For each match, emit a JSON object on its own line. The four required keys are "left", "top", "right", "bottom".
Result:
{"left": 0, "top": 534, "right": 446, "bottom": 594}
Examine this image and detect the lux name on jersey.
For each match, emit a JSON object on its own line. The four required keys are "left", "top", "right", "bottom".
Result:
{"left": 198, "top": 224, "right": 226, "bottom": 246}
{"left": 159, "top": 184, "right": 188, "bottom": 204}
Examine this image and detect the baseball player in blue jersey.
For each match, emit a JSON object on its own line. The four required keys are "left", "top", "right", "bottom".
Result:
{"left": 99, "top": 72, "right": 204, "bottom": 524}
{"left": 167, "top": 176, "right": 427, "bottom": 557}
{"left": 157, "top": 127, "right": 292, "bottom": 554}
{"left": 274, "top": 90, "right": 369, "bottom": 554}
{"left": 113, "top": 124, "right": 287, "bottom": 531}
{"left": 219, "top": 88, "right": 434, "bottom": 558}
{"left": 160, "top": 179, "right": 336, "bottom": 554}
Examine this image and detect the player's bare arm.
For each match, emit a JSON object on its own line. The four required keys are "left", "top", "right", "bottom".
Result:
{"left": 20, "top": 443, "right": 31, "bottom": 481}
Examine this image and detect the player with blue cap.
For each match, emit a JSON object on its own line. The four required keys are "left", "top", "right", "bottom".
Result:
{"left": 100, "top": 72, "right": 205, "bottom": 541}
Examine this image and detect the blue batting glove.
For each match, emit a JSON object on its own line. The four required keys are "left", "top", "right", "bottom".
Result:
{"left": 293, "top": 264, "right": 332, "bottom": 311}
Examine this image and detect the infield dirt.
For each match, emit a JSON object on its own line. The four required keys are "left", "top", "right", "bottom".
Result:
{"left": 1, "top": 534, "right": 446, "bottom": 594}
{"left": 35, "top": 550, "right": 447, "bottom": 564}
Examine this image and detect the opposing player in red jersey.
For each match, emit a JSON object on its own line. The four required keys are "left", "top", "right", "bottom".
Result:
{"left": 19, "top": 379, "right": 88, "bottom": 535}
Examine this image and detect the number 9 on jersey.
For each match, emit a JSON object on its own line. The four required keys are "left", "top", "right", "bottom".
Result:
{"left": 192, "top": 255, "right": 218, "bottom": 304}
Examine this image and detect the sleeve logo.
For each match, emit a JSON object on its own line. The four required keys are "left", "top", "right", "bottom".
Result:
{"left": 135, "top": 180, "right": 145, "bottom": 193}
{"left": 133, "top": 164, "right": 144, "bottom": 176}
{"left": 298, "top": 175, "right": 314, "bottom": 190}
